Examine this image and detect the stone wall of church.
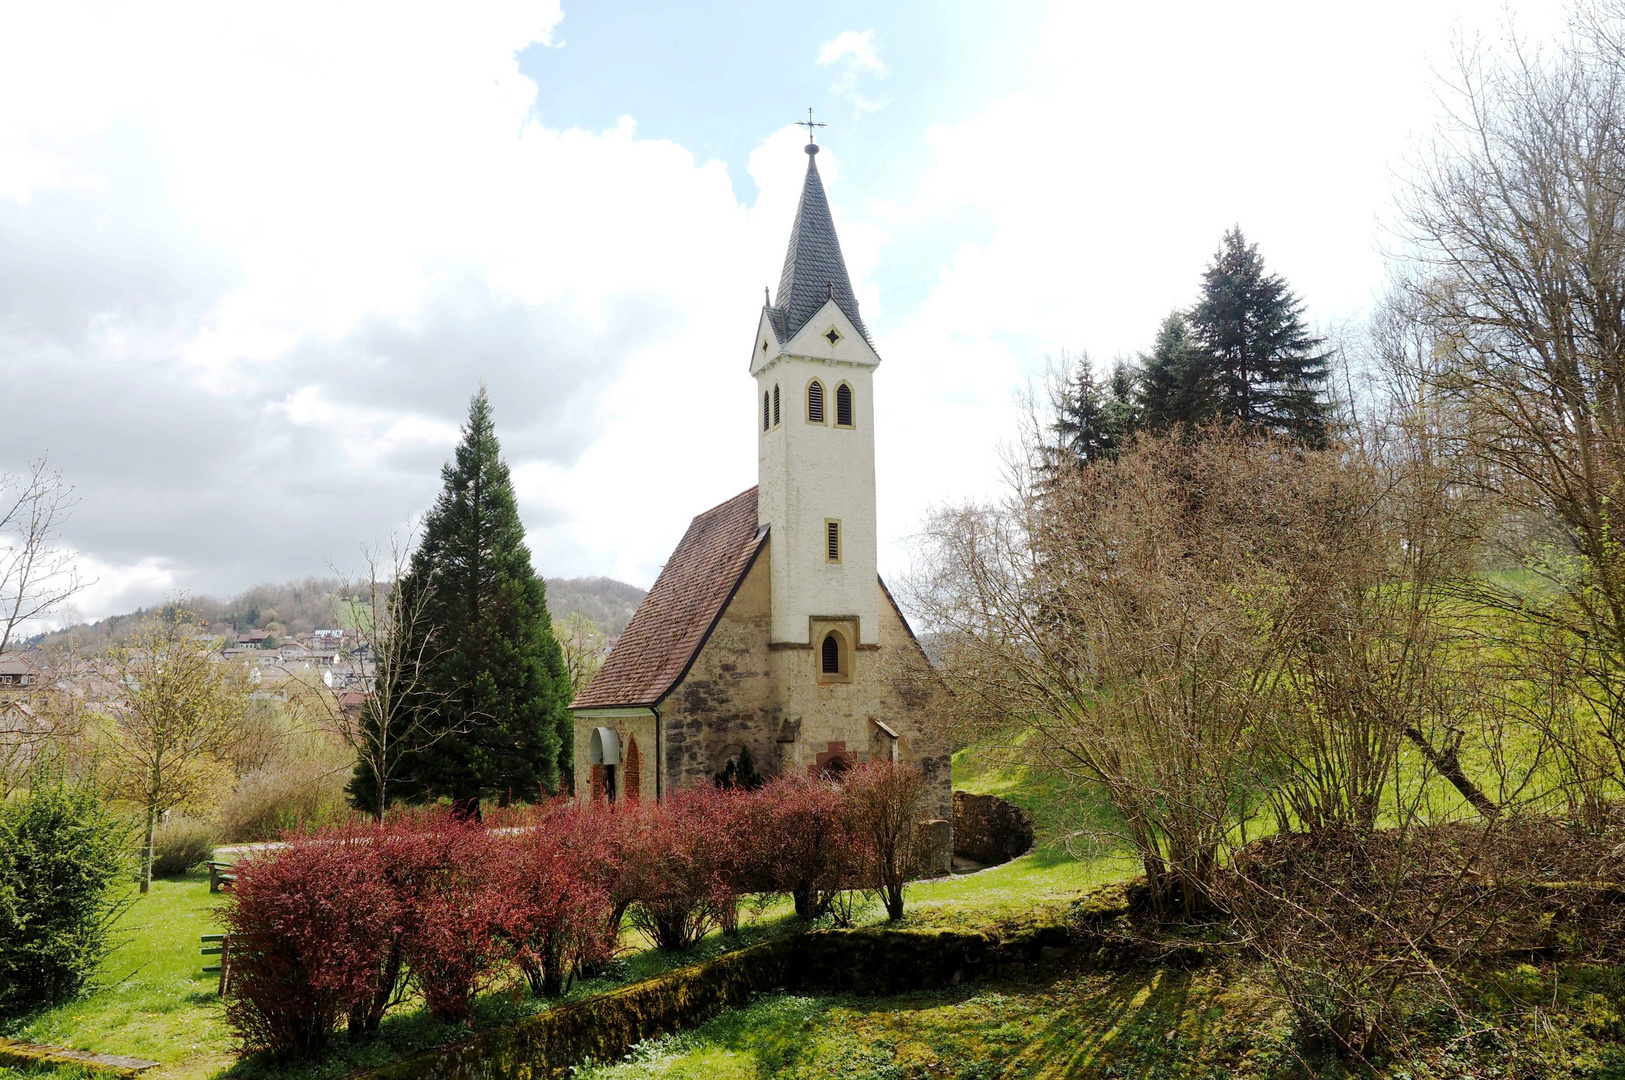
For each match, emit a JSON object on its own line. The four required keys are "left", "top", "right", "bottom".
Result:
{"left": 766, "top": 582, "right": 952, "bottom": 827}
{"left": 571, "top": 709, "right": 658, "bottom": 805}
{"left": 657, "top": 543, "right": 951, "bottom": 847}
{"left": 659, "top": 546, "right": 781, "bottom": 791}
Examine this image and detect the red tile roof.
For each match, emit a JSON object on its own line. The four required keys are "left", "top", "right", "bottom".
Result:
{"left": 572, "top": 487, "right": 764, "bottom": 709}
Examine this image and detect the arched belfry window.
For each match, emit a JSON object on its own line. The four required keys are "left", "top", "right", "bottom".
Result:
{"left": 763, "top": 391, "right": 770, "bottom": 432}
{"left": 821, "top": 633, "right": 840, "bottom": 674}
{"left": 773, "top": 384, "right": 781, "bottom": 427}
{"left": 807, "top": 379, "right": 825, "bottom": 423}
{"left": 836, "top": 383, "right": 854, "bottom": 428}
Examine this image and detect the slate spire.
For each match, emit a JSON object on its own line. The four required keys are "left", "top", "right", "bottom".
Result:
{"left": 772, "top": 141, "right": 870, "bottom": 344}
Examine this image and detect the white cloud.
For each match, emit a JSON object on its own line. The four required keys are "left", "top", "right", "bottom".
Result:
{"left": 818, "top": 29, "right": 890, "bottom": 113}
{"left": 0, "top": 3, "right": 847, "bottom": 616}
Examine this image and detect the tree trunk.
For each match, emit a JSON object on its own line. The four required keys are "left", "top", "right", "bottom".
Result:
{"left": 1403, "top": 726, "right": 1499, "bottom": 817}
{"left": 141, "top": 803, "right": 156, "bottom": 894}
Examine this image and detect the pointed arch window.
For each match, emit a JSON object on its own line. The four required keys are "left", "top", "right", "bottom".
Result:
{"left": 773, "top": 384, "right": 781, "bottom": 427}
{"left": 821, "top": 633, "right": 840, "bottom": 674}
{"left": 835, "top": 383, "right": 854, "bottom": 427}
{"left": 807, "top": 379, "right": 825, "bottom": 423}
{"left": 763, "top": 391, "right": 770, "bottom": 432}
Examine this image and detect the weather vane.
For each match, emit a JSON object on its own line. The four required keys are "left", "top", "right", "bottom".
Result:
{"left": 796, "top": 107, "right": 827, "bottom": 144}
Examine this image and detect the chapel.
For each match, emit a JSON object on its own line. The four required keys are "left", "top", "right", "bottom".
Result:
{"left": 569, "top": 134, "right": 951, "bottom": 835}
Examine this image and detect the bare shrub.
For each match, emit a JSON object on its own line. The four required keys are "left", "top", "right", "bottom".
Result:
{"left": 150, "top": 816, "right": 218, "bottom": 878}
{"left": 218, "top": 763, "right": 348, "bottom": 843}
{"left": 844, "top": 762, "right": 930, "bottom": 921}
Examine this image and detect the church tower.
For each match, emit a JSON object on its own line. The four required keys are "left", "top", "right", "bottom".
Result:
{"left": 750, "top": 137, "right": 882, "bottom": 653}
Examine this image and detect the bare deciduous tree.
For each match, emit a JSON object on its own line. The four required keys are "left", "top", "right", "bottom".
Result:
{"left": 97, "top": 607, "right": 248, "bottom": 892}
{"left": 552, "top": 612, "right": 607, "bottom": 700}
{"left": 328, "top": 537, "right": 453, "bottom": 819}
{"left": 0, "top": 458, "right": 84, "bottom": 657}
{"left": 1397, "top": 6, "right": 1625, "bottom": 808}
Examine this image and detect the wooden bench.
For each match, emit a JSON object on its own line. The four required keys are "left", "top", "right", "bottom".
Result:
{"left": 201, "top": 934, "right": 231, "bottom": 995}
{"left": 207, "top": 861, "right": 236, "bottom": 893}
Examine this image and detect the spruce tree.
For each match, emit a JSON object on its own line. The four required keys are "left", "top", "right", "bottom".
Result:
{"left": 362, "top": 388, "right": 571, "bottom": 811}
{"left": 1139, "top": 312, "right": 1214, "bottom": 432}
{"left": 1187, "top": 228, "right": 1330, "bottom": 444}
{"left": 1052, "top": 357, "right": 1138, "bottom": 465}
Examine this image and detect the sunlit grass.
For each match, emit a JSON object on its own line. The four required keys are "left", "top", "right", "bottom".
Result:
{"left": 0, "top": 870, "right": 234, "bottom": 1080}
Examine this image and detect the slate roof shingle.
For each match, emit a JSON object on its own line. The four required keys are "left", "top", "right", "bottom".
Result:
{"left": 770, "top": 145, "right": 871, "bottom": 345}
{"left": 570, "top": 487, "right": 765, "bottom": 709}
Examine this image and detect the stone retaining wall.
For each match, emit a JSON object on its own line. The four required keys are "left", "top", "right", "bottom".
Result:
{"left": 952, "top": 791, "right": 1035, "bottom": 866}
{"left": 366, "top": 885, "right": 1139, "bottom": 1080}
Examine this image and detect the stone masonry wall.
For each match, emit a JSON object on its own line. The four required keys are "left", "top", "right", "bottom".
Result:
{"left": 952, "top": 791, "right": 1036, "bottom": 866}
{"left": 660, "top": 547, "right": 779, "bottom": 791}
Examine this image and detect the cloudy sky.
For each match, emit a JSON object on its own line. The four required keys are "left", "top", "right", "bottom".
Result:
{"left": 0, "top": 0, "right": 1568, "bottom": 626}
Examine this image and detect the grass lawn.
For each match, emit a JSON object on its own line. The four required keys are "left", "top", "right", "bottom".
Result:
{"left": 1, "top": 870, "right": 233, "bottom": 1080}
{"left": 571, "top": 967, "right": 1302, "bottom": 1080}
{"left": 571, "top": 963, "right": 1625, "bottom": 1080}
{"left": 0, "top": 764, "right": 1121, "bottom": 1080}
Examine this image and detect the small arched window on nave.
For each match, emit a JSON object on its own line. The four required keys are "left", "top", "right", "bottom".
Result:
{"left": 836, "top": 382, "right": 854, "bottom": 428}
{"left": 807, "top": 379, "right": 825, "bottom": 423}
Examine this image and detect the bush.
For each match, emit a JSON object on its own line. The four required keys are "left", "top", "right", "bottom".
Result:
{"left": 622, "top": 790, "right": 742, "bottom": 950}
{"left": 499, "top": 804, "right": 614, "bottom": 997}
{"left": 388, "top": 815, "right": 509, "bottom": 1024}
{"left": 150, "top": 816, "right": 217, "bottom": 878}
{"left": 844, "top": 762, "right": 930, "bottom": 921}
{"left": 222, "top": 833, "right": 399, "bottom": 1059}
{"left": 0, "top": 764, "right": 128, "bottom": 1015}
{"left": 754, "top": 775, "right": 860, "bottom": 921}
{"left": 219, "top": 763, "right": 347, "bottom": 842}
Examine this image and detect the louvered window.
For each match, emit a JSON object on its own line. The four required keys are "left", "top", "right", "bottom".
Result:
{"left": 807, "top": 380, "right": 825, "bottom": 423}
{"left": 836, "top": 383, "right": 853, "bottom": 427}
{"left": 821, "top": 633, "right": 840, "bottom": 674}
{"left": 826, "top": 520, "right": 841, "bottom": 562}
{"left": 763, "top": 391, "right": 770, "bottom": 432}
{"left": 773, "top": 384, "right": 780, "bottom": 426}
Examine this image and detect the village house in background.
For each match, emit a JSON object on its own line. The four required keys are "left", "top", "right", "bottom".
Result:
{"left": 569, "top": 134, "right": 950, "bottom": 846}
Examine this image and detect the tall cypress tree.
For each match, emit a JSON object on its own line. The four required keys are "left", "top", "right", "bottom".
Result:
{"left": 360, "top": 388, "right": 571, "bottom": 811}
{"left": 1187, "top": 228, "right": 1330, "bottom": 444}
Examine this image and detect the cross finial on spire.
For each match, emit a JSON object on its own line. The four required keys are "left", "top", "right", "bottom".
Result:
{"left": 796, "top": 107, "right": 827, "bottom": 146}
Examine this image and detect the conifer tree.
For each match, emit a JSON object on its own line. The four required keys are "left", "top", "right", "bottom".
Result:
{"left": 364, "top": 388, "right": 571, "bottom": 811}
{"left": 1187, "top": 228, "right": 1330, "bottom": 444}
{"left": 1138, "top": 312, "right": 1214, "bottom": 432}
{"left": 1051, "top": 357, "right": 1138, "bottom": 465}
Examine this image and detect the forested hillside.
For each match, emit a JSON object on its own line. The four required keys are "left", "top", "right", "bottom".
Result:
{"left": 28, "top": 574, "right": 645, "bottom": 652}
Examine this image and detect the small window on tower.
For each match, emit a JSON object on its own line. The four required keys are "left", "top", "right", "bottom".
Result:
{"left": 836, "top": 383, "right": 853, "bottom": 427}
{"left": 825, "top": 327, "right": 842, "bottom": 346}
{"left": 822, "top": 633, "right": 840, "bottom": 674}
{"left": 763, "top": 391, "right": 770, "bottom": 432}
{"left": 773, "top": 384, "right": 781, "bottom": 427}
{"left": 807, "top": 380, "right": 825, "bottom": 423}
{"left": 826, "top": 519, "right": 841, "bottom": 563}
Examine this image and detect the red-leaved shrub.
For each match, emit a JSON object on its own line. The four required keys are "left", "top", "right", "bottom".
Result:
{"left": 845, "top": 762, "right": 930, "bottom": 921}
{"left": 498, "top": 802, "right": 615, "bottom": 996}
{"left": 754, "top": 775, "right": 861, "bottom": 921}
{"left": 622, "top": 789, "right": 743, "bottom": 950}
{"left": 385, "top": 813, "right": 509, "bottom": 1024}
{"left": 222, "top": 776, "right": 909, "bottom": 1054}
{"left": 222, "top": 834, "right": 398, "bottom": 1059}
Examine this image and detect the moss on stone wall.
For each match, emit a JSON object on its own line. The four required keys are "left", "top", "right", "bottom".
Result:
{"left": 364, "top": 888, "right": 1139, "bottom": 1080}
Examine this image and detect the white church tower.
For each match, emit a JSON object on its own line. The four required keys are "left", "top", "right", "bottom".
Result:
{"left": 750, "top": 136, "right": 881, "bottom": 650}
